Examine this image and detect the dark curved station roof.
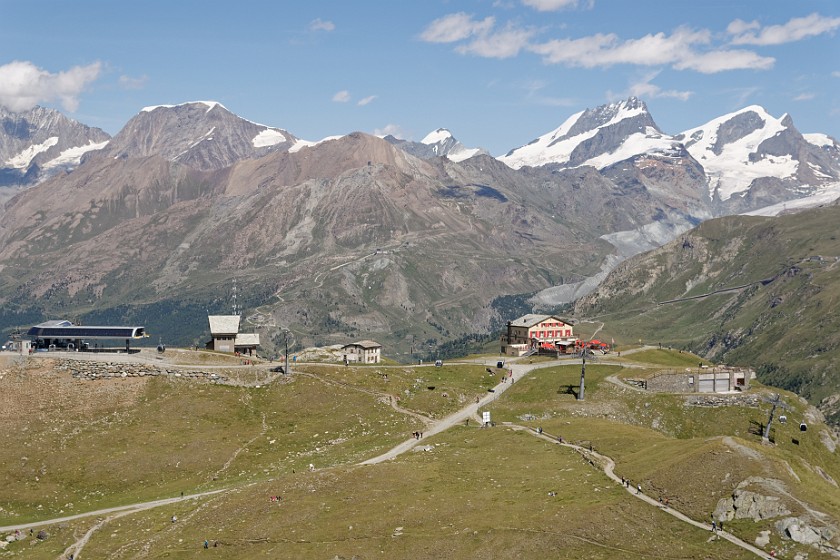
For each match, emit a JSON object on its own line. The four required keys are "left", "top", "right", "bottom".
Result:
{"left": 27, "top": 320, "right": 146, "bottom": 340}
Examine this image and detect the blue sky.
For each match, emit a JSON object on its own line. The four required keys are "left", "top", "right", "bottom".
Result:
{"left": 1, "top": 0, "right": 838, "bottom": 155}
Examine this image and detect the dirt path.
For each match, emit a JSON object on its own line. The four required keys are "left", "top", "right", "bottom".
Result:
{"left": 360, "top": 362, "right": 541, "bottom": 465}
{"left": 4, "top": 356, "right": 774, "bottom": 558}
{"left": 511, "top": 425, "right": 773, "bottom": 559}
{"left": 0, "top": 489, "right": 227, "bottom": 534}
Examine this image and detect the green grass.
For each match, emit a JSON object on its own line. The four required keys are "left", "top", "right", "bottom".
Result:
{"left": 77, "top": 427, "right": 758, "bottom": 559}
{"left": 2, "top": 353, "right": 839, "bottom": 559}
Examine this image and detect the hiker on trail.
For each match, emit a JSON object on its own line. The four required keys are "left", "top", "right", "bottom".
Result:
{"left": 538, "top": 427, "right": 543, "bottom": 434}
{"left": 711, "top": 520, "right": 717, "bottom": 532}
{"left": 719, "top": 520, "right": 723, "bottom": 531}
{"left": 636, "top": 484, "right": 641, "bottom": 494}
{"left": 621, "top": 476, "right": 625, "bottom": 486}
{"left": 204, "top": 540, "right": 209, "bottom": 549}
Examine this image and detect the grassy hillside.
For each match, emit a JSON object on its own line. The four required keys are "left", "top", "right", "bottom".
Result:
{"left": 575, "top": 204, "right": 840, "bottom": 423}
{"left": 1, "top": 349, "right": 838, "bottom": 558}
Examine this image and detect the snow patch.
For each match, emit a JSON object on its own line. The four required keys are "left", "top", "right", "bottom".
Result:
{"left": 579, "top": 133, "right": 682, "bottom": 169}
{"left": 421, "top": 128, "right": 453, "bottom": 145}
{"left": 288, "top": 135, "right": 344, "bottom": 153}
{"left": 43, "top": 140, "right": 109, "bottom": 169}
{"left": 498, "top": 100, "right": 652, "bottom": 169}
{"left": 680, "top": 106, "right": 798, "bottom": 201}
{"left": 804, "top": 133, "right": 836, "bottom": 148}
{"left": 446, "top": 147, "right": 483, "bottom": 162}
{"left": 5, "top": 136, "right": 59, "bottom": 168}
{"left": 742, "top": 182, "right": 840, "bottom": 216}
{"left": 252, "top": 129, "right": 287, "bottom": 148}
{"left": 141, "top": 101, "right": 226, "bottom": 113}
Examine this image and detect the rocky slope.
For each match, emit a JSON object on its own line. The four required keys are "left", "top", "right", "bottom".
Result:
{"left": 574, "top": 202, "right": 840, "bottom": 423}
{"left": 0, "top": 105, "right": 110, "bottom": 206}
{"left": 102, "top": 101, "right": 300, "bottom": 171}
{"left": 0, "top": 124, "right": 695, "bottom": 357}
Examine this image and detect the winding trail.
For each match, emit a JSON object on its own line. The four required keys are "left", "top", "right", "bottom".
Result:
{"left": 512, "top": 426, "right": 773, "bottom": 559}
{"left": 2, "top": 355, "right": 775, "bottom": 559}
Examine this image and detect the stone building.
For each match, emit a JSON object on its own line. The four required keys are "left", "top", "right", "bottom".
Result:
{"left": 341, "top": 340, "right": 382, "bottom": 364}
{"left": 500, "top": 314, "right": 578, "bottom": 356}
{"left": 642, "top": 366, "right": 753, "bottom": 393}
{"left": 206, "top": 315, "right": 260, "bottom": 356}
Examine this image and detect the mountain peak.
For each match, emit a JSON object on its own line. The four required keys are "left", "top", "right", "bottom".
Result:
{"left": 498, "top": 97, "right": 668, "bottom": 170}
{"left": 421, "top": 128, "right": 453, "bottom": 145}
{"left": 104, "top": 102, "right": 297, "bottom": 171}
{"left": 141, "top": 100, "right": 227, "bottom": 114}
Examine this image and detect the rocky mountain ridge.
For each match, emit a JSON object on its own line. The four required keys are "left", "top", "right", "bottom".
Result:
{"left": 574, "top": 202, "right": 840, "bottom": 424}
{"left": 0, "top": 97, "right": 838, "bottom": 361}
{"left": 0, "top": 105, "right": 110, "bottom": 189}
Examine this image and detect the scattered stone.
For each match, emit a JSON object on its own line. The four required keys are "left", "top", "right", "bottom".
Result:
{"left": 755, "top": 530, "right": 771, "bottom": 547}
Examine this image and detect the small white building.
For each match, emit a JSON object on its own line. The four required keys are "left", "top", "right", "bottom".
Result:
{"left": 342, "top": 340, "right": 382, "bottom": 364}
{"left": 207, "top": 315, "right": 260, "bottom": 355}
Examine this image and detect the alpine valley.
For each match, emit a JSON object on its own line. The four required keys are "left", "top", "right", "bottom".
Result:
{"left": 2, "top": 97, "right": 840, "bottom": 415}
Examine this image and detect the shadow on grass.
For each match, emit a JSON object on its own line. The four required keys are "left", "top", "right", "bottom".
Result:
{"left": 558, "top": 383, "right": 578, "bottom": 399}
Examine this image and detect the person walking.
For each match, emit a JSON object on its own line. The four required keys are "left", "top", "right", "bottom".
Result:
{"left": 636, "top": 484, "right": 641, "bottom": 494}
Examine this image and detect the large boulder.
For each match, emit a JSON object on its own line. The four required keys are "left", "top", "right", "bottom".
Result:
{"left": 775, "top": 517, "right": 835, "bottom": 547}
{"left": 714, "top": 489, "right": 790, "bottom": 522}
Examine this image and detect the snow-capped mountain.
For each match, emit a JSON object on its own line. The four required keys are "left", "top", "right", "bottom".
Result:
{"left": 675, "top": 106, "right": 840, "bottom": 204}
{"left": 384, "top": 128, "right": 488, "bottom": 162}
{"left": 102, "top": 101, "right": 300, "bottom": 171}
{"left": 0, "top": 105, "right": 110, "bottom": 187}
{"left": 499, "top": 97, "right": 683, "bottom": 170}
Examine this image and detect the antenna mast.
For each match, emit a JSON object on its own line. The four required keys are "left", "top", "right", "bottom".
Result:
{"left": 231, "top": 278, "right": 240, "bottom": 316}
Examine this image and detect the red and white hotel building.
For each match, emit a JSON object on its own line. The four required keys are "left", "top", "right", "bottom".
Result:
{"left": 500, "top": 314, "right": 579, "bottom": 356}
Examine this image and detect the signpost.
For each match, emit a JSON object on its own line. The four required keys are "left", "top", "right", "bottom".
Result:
{"left": 482, "top": 411, "right": 491, "bottom": 427}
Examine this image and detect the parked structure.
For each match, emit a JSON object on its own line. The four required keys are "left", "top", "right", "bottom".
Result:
{"left": 342, "top": 340, "right": 382, "bottom": 364}
{"left": 27, "top": 320, "right": 147, "bottom": 352}
{"left": 633, "top": 366, "right": 754, "bottom": 393}
{"left": 206, "top": 315, "right": 260, "bottom": 355}
{"left": 500, "top": 314, "right": 578, "bottom": 356}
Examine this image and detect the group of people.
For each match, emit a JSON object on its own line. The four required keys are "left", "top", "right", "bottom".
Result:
{"left": 412, "top": 431, "right": 424, "bottom": 439}
{"left": 269, "top": 495, "right": 282, "bottom": 503}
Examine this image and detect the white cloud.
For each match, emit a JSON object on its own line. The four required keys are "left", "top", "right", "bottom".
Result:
{"left": 729, "top": 13, "right": 840, "bottom": 45}
{"left": 422, "top": 13, "right": 776, "bottom": 74}
{"left": 357, "top": 95, "right": 377, "bottom": 106}
{"left": 674, "top": 49, "right": 774, "bottom": 73}
{"left": 833, "top": 71, "right": 840, "bottom": 78}
{"left": 373, "top": 123, "right": 407, "bottom": 138}
{"left": 456, "top": 23, "right": 535, "bottom": 58}
{"left": 530, "top": 28, "right": 713, "bottom": 67}
{"left": 0, "top": 60, "right": 101, "bottom": 112}
{"left": 521, "top": 0, "right": 580, "bottom": 11}
{"left": 529, "top": 27, "right": 773, "bottom": 73}
{"left": 624, "top": 72, "right": 692, "bottom": 101}
{"left": 118, "top": 74, "right": 148, "bottom": 90}
{"left": 726, "top": 19, "right": 760, "bottom": 36}
{"left": 332, "top": 90, "right": 351, "bottom": 103}
{"left": 793, "top": 92, "right": 815, "bottom": 101}
{"left": 310, "top": 18, "right": 335, "bottom": 32}
{"left": 420, "top": 12, "right": 494, "bottom": 43}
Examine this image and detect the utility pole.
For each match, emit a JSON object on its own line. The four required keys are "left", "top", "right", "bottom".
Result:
{"left": 578, "top": 349, "right": 586, "bottom": 401}
{"left": 283, "top": 329, "right": 290, "bottom": 374}
{"left": 762, "top": 393, "right": 788, "bottom": 442}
